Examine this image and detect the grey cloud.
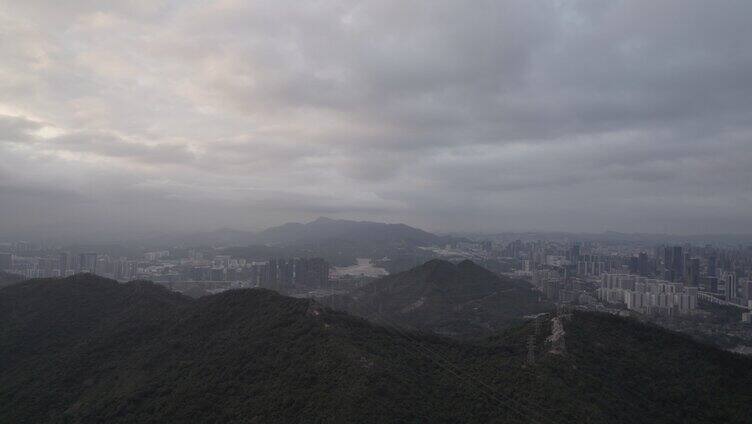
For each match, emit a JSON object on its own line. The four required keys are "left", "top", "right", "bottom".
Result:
{"left": 0, "top": 183, "right": 89, "bottom": 202}
{"left": 0, "top": 114, "right": 43, "bottom": 141}
{"left": 49, "top": 131, "right": 196, "bottom": 164}
{"left": 0, "top": 116, "right": 196, "bottom": 165}
{"left": 1, "top": 0, "right": 752, "bottom": 237}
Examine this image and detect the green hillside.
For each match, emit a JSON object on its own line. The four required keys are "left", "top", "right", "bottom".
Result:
{"left": 1, "top": 274, "right": 751, "bottom": 423}
{"left": 0, "top": 270, "right": 23, "bottom": 288}
{"left": 337, "top": 259, "right": 552, "bottom": 338}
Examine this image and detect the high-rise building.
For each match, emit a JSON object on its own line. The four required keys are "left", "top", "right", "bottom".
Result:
{"left": 78, "top": 253, "right": 98, "bottom": 273}
{"left": 263, "top": 259, "right": 294, "bottom": 288}
{"left": 661, "top": 246, "right": 684, "bottom": 282}
{"left": 638, "top": 252, "right": 649, "bottom": 276}
{"left": 210, "top": 267, "right": 226, "bottom": 281}
{"left": 707, "top": 255, "right": 717, "bottom": 277}
{"left": 743, "top": 280, "right": 752, "bottom": 301}
{"left": 655, "top": 246, "right": 665, "bottom": 274}
{"left": 663, "top": 268, "right": 674, "bottom": 283}
{"left": 259, "top": 258, "right": 329, "bottom": 290}
{"left": 704, "top": 276, "right": 718, "bottom": 293}
{"left": 294, "top": 258, "right": 329, "bottom": 288}
{"left": 629, "top": 256, "right": 640, "bottom": 275}
{"left": 95, "top": 256, "right": 112, "bottom": 277}
{"left": 672, "top": 247, "right": 684, "bottom": 280}
{"left": 58, "top": 252, "right": 71, "bottom": 274}
{"left": 600, "top": 273, "right": 697, "bottom": 316}
{"left": 685, "top": 257, "right": 700, "bottom": 287}
{"left": 569, "top": 244, "right": 581, "bottom": 264}
{"left": 113, "top": 259, "right": 139, "bottom": 281}
{"left": 721, "top": 271, "right": 737, "bottom": 301}
{"left": 12, "top": 241, "right": 30, "bottom": 254}
{"left": 38, "top": 258, "right": 56, "bottom": 278}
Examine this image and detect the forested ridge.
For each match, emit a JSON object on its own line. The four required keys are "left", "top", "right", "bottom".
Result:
{"left": 1, "top": 274, "right": 750, "bottom": 423}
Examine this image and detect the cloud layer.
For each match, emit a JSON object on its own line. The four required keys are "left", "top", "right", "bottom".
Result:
{"left": 1, "top": 0, "right": 752, "bottom": 239}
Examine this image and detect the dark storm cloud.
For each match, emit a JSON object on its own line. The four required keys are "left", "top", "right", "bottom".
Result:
{"left": 1, "top": 0, "right": 752, "bottom": 237}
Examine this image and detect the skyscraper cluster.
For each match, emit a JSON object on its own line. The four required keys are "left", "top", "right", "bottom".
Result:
{"left": 257, "top": 258, "right": 329, "bottom": 290}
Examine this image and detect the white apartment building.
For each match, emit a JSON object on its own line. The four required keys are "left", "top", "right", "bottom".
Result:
{"left": 598, "top": 274, "right": 697, "bottom": 316}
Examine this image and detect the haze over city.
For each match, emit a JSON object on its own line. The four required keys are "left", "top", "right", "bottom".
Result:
{"left": 6, "top": 2, "right": 752, "bottom": 423}
{"left": 2, "top": 0, "right": 752, "bottom": 241}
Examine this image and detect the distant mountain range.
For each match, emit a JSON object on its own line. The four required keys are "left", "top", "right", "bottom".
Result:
{"left": 255, "top": 217, "right": 442, "bottom": 245}
{"left": 140, "top": 217, "right": 445, "bottom": 248}
{"left": 453, "top": 230, "right": 752, "bottom": 245}
{"left": 3, "top": 274, "right": 751, "bottom": 422}
{"left": 333, "top": 259, "right": 551, "bottom": 338}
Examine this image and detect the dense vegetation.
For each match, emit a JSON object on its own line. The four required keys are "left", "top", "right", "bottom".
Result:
{"left": 336, "top": 259, "right": 551, "bottom": 338}
{"left": 1, "top": 274, "right": 751, "bottom": 423}
{"left": 0, "top": 270, "right": 23, "bottom": 288}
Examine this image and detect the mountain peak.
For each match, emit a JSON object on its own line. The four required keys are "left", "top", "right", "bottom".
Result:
{"left": 341, "top": 259, "right": 551, "bottom": 338}
{"left": 257, "top": 217, "right": 441, "bottom": 245}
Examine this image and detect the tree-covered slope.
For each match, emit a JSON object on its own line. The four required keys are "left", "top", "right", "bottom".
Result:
{"left": 474, "top": 310, "right": 752, "bottom": 423}
{"left": 1, "top": 274, "right": 751, "bottom": 423}
{"left": 0, "top": 275, "right": 515, "bottom": 423}
{"left": 337, "top": 259, "right": 551, "bottom": 338}
{"left": 0, "top": 270, "right": 23, "bottom": 288}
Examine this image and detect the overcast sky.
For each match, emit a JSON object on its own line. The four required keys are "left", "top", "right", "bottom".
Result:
{"left": 1, "top": 0, "right": 751, "bottom": 240}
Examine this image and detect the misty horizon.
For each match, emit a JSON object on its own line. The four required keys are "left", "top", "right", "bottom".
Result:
{"left": 4, "top": 215, "right": 752, "bottom": 246}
